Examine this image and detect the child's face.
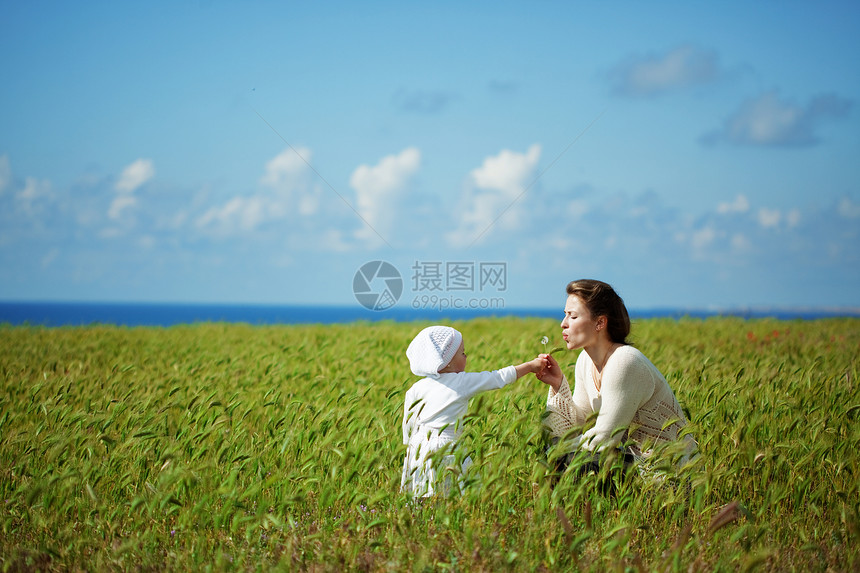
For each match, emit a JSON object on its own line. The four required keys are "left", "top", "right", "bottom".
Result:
{"left": 440, "top": 341, "right": 467, "bottom": 374}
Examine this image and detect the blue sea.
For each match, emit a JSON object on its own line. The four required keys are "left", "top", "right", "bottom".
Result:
{"left": 0, "top": 301, "right": 856, "bottom": 327}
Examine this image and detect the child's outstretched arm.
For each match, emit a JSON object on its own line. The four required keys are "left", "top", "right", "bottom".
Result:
{"left": 514, "top": 355, "right": 548, "bottom": 379}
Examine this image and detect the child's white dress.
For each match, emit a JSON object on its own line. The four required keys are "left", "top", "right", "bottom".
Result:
{"left": 401, "top": 366, "right": 517, "bottom": 497}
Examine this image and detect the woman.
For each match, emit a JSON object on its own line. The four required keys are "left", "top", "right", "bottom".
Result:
{"left": 537, "top": 279, "right": 697, "bottom": 486}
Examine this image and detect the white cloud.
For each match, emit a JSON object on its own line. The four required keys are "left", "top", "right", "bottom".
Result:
{"left": 691, "top": 226, "right": 716, "bottom": 249}
{"left": 717, "top": 194, "right": 749, "bottom": 214}
{"left": 838, "top": 197, "right": 860, "bottom": 219}
{"left": 17, "top": 176, "right": 51, "bottom": 202}
{"left": 197, "top": 195, "right": 268, "bottom": 234}
{"left": 471, "top": 144, "right": 541, "bottom": 195}
{"left": 104, "top": 158, "right": 154, "bottom": 223}
{"left": 316, "top": 229, "right": 354, "bottom": 252}
{"left": 720, "top": 93, "right": 800, "bottom": 145}
{"left": 108, "top": 195, "right": 138, "bottom": 220}
{"left": 702, "top": 91, "right": 853, "bottom": 147}
{"left": 567, "top": 199, "right": 590, "bottom": 219}
{"left": 351, "top": 147, "right": 421, "bottom": 197}
{"left": 350, "top": 147, "right": 421, "bottom": 243}
{"left": 15, "top": 176, "right": 53, "bottom": 216}
{"left": 609, "top": 45, "right": 723, "bottom": 97}
{"left": 731, "top": 233, "right": 751, "bottom": 251}
{"left": 534, "top": 185, "right": 860, "bottom": 279}
{"left": 260, "top": 147, "right": 319, "bottom": 217}
{"left": 447, "top": 144, "right": 541, "bottom": 246}
{"left": 196, "top": 147, "right": 323, "bottom": 236}
{"left": 260, "top": 148, "right": 309, "bottom": 187}
{"left": 758, "top": 208, "right": 781, "bottom": 228}
{"left": 115, "top": 159, "right": 155, "bottom": 193}
{"left": 0, "top": 155, "right": 10, "bottom": 194}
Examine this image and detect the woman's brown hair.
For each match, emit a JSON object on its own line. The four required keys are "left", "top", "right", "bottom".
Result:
{"left": 566, "top": 279, "right": 631, "bottom": 344}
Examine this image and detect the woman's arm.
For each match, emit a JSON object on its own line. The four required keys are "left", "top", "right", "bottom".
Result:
{"left": 535, "top": 353, "right": 563, "bottom": 391}
{"left": 540, "top": 354, "right": 590, "bottom": 438}
{"left": 579, "top": 348, "right": 655, "bottom": 451}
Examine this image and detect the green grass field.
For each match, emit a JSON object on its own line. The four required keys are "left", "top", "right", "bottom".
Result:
{"left": 1, "top": 317, "right": 858, "bottom": 571}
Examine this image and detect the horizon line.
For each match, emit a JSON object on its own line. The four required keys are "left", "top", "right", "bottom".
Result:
{"left": 1, "top": 299, "right": 859, "bottom": 316}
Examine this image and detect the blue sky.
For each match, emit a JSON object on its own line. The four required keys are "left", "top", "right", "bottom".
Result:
{"left": 2, "top": 1, "right": 859, "bottom": 312}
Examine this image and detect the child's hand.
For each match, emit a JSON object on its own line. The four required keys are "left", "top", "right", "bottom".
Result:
{"left": 515, "top": 355, "right": 549, "bottom": 380}
{"left": 529, "top": 354, "right": 548, "bottom": 374}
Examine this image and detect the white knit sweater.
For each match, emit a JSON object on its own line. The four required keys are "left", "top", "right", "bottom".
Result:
{"left": 545, "top": 345, "right": 696, "bottom": 463}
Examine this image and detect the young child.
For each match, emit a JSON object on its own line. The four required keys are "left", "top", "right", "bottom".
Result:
{"left": 400, "top": 325, "right": 546, "bottom": 498}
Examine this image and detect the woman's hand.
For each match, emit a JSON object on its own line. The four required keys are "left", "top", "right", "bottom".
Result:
{"left": 535, "top": 353, "right": 563, "bottom": 392}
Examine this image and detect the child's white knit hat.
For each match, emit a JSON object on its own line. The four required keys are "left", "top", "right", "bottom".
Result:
{"left": 406, "top": 325, "right": 463, "bottom": 377}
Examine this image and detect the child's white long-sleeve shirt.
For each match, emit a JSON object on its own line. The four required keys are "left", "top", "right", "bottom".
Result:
{"left": 401, "top": 366, "right": 518, "bottom": 497}
{"left": 402, "top": 366, "right": 518, "bottom": 444}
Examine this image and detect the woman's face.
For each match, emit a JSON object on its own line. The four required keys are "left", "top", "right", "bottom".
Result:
{"left": 560, "top": 295, "right": 602, "bottom": 350}
{"left": 440, "top": 340, "right": 467, "bottom": 373}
